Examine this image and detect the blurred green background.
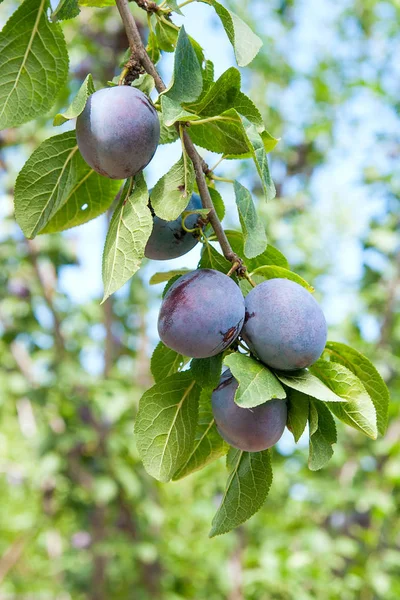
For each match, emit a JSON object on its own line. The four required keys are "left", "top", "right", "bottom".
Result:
{"left": 0, "top": 0, "right": 399, "bottom": 598}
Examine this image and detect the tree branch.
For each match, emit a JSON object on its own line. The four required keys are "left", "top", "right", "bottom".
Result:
{"left": 26, "top": 240, "right": 65, "bottom": 358}
{"left": 114, "top": 0, "right": 241, "bottom": 266}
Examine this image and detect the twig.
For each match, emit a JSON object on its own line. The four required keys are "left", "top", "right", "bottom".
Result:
{"left": 114, "top": 0, "right": 241, "bottom": 265}
{"left": 26, "top": 240, "right": 65, "bottom": 358}
{"left": 0, "top": 534, "right": 32, "bottom": 583}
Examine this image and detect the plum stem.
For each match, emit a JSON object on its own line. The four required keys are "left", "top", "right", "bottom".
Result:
{"left": 243, "top": 271, "right": 257, "bottom": 288}
{"left": 227, "top": 261, "right": 241, "bottom": 277}
{"left": 114, "top": 0, "right": 242, "bottom": 266}
{"left": 211, "top": 175, "right": 235, "bottom": 184}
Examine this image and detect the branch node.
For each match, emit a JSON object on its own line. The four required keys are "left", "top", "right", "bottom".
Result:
{"left": 120, "top": 53, "right": 145, "bottom": 85}
{"left": 133, "top": 0, "right": 161, "bottom": 14}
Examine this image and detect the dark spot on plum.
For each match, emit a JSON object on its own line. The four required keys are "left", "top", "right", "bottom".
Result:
{"left": 244, "top": 311, "right": 255, "bottom": 323}
{"left": 173, "top": 229, "right": 187, "bottom": 241}
{"left": 222, "top": 326, "right": 238, "bottom": 343}
{"left": 161, "top": 273, "right": 202, "bottom": 330}
{"left": 138, "top": 97, "right": 157, "bottom": 115}
{"left": 214, "top": 375, "right": 234, "bottom": 392}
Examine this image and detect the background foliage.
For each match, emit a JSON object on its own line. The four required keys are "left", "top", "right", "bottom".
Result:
{"left": 0, "top": 0, "right": 399, "bottom": 598}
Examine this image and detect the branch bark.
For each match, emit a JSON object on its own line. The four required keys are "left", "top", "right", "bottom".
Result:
{"left": 115, "top": 0, "right": 241, "bottom": 265}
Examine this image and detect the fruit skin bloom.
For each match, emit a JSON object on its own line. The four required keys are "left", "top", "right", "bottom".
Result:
{"left": 242, "top": 278, "right": 327, "bottom": 371}
{"left": 76, "top": 86, "right": 160, "bottom": 180}
{"left": 158, "top": 269, "right": 245, "bottom": 359}
{"left": 212, "top": 370, "right": 287, "bottom": 452}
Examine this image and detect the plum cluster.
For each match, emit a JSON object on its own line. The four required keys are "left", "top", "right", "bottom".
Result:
{"left": 158, "top": 271, "right": 327, "bottom": 453}
{"left": 76, "top": 86, "right": 328, "bottom": 454}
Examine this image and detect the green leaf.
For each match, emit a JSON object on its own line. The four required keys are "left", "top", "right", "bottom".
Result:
{"left": 159, "top": 110, "right": 180, "bottom": 145}
{"left": 14, "top": 131, "right": 120, "bottom": 237}
{"left": 201, "top": 59, "right": 215, "bottom": 95}
{"left": 210, "top": 448, "right": 272, "bottom": 537}
{"left": 187, "top": 67, "right": 241, "bottom": 117}
{"left": 173, "top": 388, "right": 229, "bottom": 480}
{"left": 244, "top": 122, "right": 276, "bottom": 201}
{"left": 165, "top": 0, "right": 183, "bottom": 14}
{"left": 261, "top": 129, "right": 280, "bottom": 153}
{"left": 250, "top": 266, "right": 314, "bottom": 292}
{"left": 223, "top": 353, "right": 286, "bottom": 408}
{"left": 191, "top": 354, "right": 223, "bottom": 390}
{"left": 150, "top": 342, "right": 189, "bottom": 383}
{"left": 208, "top": 187, "right": 225, "bottom": 221}
{"left": 155, "top": 19, "right": 178, "bottom": 52}
{"left": 149, "top": 269, "right": 191, "bottom": 285}
{"left": 206, "top": 0, "right": 262, "bottom": 67}
{"left": 324, "top": 341, "right": 389, "bottom": 436}
{"left": 78, "top": 0, "right": 114, "bottom": 6}
{"left": 287, "top": 389, "right": 309, "bottom": 442}
{"left": 225, "top": 230, "right": 289, "bottom": 270}
{"left": 199, "top": 244, "right": 231, "bottom": 274}
{"left": 161, "top": 96, "right": 200, "bottom": 127}
{"left": 309, "top": 360, "right": 378, "bottom": 440}
{"left": 234, "top": 92, "right": 264, "bottom": 131}
{"left": 147, "top": 26, "right": 161, "bottom": 64}
{"left": 102, "top": 174, "right": 153, "bottom": 302}
{"left": 131, "top": 73, "right": 155, "bottom": 96}
{"left": 135, "top": 372, "right": 200, "bottom": 482}
{"left": 308, "top": 400, "right": 337, "bottom": 471}
{"left": 276, "top": 369, "right": 346, "bottom": 403}
{"left": 53, "top": 74, "right": 95, "bottom": 125}
{"left": 188, "top": 108, "right": 250, "bottom": 155}
{"left": 164, "top": 26, "right": 203, "bottom": 104}
{"left": 51, "top": 0, "right": 80, "bottom": 20}
{"left": 234, "top": 180, "right": 267, "bottom": 259}
{"left": 0, "top": 0, "right": 69, "bottom": 130}
{"left": 150, "top": 155, "right": 195, "bottom": 221}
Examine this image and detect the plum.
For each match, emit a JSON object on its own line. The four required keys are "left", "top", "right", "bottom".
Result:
{"left": 212, "top": 370, "right": 287, "bottom": 451}
{"left": 145, "top": 193, "right": 203, "bottom": 260}
{"left": 76, "top": 86, "right": 160, "bottom": 179}
{"left": 158, "top": 269, "right": 245, "bottom": 358}
{"left": 242, "top": 278, "right": 327, "bottom": 371}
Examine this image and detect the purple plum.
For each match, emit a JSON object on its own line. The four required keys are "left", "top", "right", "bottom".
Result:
{"left": 145, "top": 193, "right": 203, "bottom": 260}
{"left": 212, "top": 370, "right": 287, "bottom": 451}
{"left": 76, "top": 86, "right": 160, "bottom": 179}
{"left": 158, "top": 269, "right": 245, "bottom": 358}
{"left": 242, "top": 278, "right": 327, "bottom": 371}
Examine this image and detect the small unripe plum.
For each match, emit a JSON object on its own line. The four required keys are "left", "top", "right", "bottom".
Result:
{"left": 212, "top": 370, "right": 287, "bottom": 452}
{"left": 242, "top": 278, "right": 327, "bottom": 371}
{"left": 76, "top": 86, "right": 160, "bottom": 179}
{"left": 158, "top": 269, "right": 245, "bottom": 358}
{"left": 145, "top": 193, "right": 203, "bottom": 260}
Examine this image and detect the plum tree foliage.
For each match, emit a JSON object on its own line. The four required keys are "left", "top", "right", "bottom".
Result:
{"left": 3, "top": 0, "right": 390, "bottom": 536}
